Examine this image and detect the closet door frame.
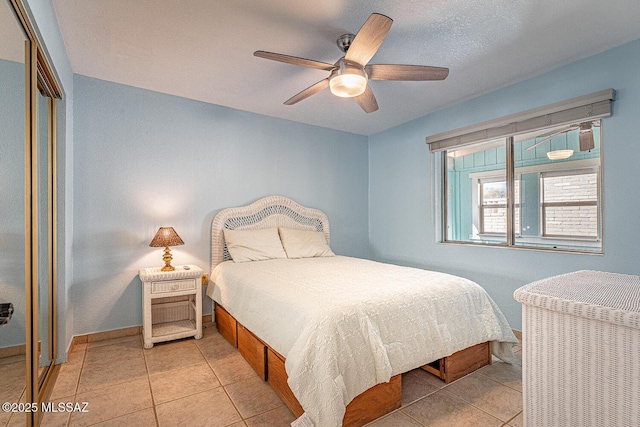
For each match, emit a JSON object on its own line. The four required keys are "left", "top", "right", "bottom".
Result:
{"left": 9, "top": 1, "right": 63, "bottom": 425}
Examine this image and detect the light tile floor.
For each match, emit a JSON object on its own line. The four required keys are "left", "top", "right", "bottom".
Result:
{"left": 0, "top": 355, "right": 26, "bottom": 427}
{"left": 5, "top": 324, "right": 523, "bottom": 426}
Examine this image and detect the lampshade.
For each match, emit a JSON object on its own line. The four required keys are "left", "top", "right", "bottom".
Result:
{"left": 329, "top": 59, "right": 367, "bottom": 98}
{"left": 149, "top": 227, "right": 184, "bottom": 248}
{"left": 149, "top": 227, "right": 184, "bottom": 271}
{"left": 547, "top": 149, "right": 573, "bottom": 160}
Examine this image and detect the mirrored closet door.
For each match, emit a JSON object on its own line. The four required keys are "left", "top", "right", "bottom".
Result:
{"left": 1, "top": 0, "right": 62, "bottom": 425}
{"left": 0, "top": 1, "right": 29, "bottom": 424}
{"left": 36, "top": 77, "right": 56, "bottom": 392}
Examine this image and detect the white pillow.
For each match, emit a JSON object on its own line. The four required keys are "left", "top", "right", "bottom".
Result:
{"left": 278, "top": 227, "right": 335, "bottom": 259}
{"left": 223, "top": 228, "right": 287, "bottom": 262}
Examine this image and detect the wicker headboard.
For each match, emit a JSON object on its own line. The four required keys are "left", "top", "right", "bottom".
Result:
{"left": 211, "top": 196, "right": 330, "bottom": 270}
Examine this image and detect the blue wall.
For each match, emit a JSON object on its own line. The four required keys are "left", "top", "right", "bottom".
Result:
{"left": 72, "top": 75, "right": 369, "bottom": 335}
{"left": 369, "top": 38, "right": 640, "bottom": 330}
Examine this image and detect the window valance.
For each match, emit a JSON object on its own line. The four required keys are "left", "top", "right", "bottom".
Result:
{"left": 426, "top": 89, "right": 615, "bottom": 152}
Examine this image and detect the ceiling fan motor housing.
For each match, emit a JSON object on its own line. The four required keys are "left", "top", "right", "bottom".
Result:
{"left": 579, "top": 122, "right": 595, "bottom": 151}
{"left": 336, "top": 34, "right": 356, "bottom": 53}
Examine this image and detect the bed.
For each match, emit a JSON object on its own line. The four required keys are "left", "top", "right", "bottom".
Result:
{"left": 207, "top": 196, "right": 518, "bottom": 427}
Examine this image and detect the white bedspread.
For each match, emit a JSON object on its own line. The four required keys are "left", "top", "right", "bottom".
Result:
{"left": 208, "top": 256, "right": 517, "bottom": 427}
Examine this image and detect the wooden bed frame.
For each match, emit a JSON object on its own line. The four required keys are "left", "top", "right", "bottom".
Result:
{"left": 215, "top": 303, "right": 491, "bottom": 426}
{"left": 209, "top": 196, "right": 493, "bottom": 426}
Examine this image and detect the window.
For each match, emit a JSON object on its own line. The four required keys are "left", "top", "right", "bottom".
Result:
{"left": 479, "top": 179, "right": 521, "bottom": 235}
{"left": 541, "top": 171, "right": 598, "bottom": 238}
{"left": 442, "top": 121, "right": 602, "bottom": 252}
{"left": 480, "top": 180, "right": 506, "bottom": 234}
{"left": 428, "top": 90, "right": 613, "bottom": 253}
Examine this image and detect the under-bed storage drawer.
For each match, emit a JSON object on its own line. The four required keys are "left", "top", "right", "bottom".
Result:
{"left": 421, "top": 341, "right": 491, "bottom": 383}
{"left": 238, "top": 324, "right": 267, "bottom": 380}
{"left": 342, "top": 375, "right": 402, "bottom": 427}
{"left": 216, "top": 303, "right": 269, "bottom": 381}
{"left": 267, "top": 348, "right": 305, "bottom": 417}
{"left": 214, "top": 304, "right": 237, "bottom": 347}
{"left": 267, "top": 347, "right": 402, "bottom": 427}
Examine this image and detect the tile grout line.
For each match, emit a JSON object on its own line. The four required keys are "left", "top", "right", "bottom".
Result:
{"left": 201, "top": 318, "right": 258, "bottom": 427}
{"left": 74, "top": 335, "right": 154, "bottom": 427}
{"left": 397, "top": 405, "right": 430, "bottom": 427}
{"left": 193, "top": 333, "right": 224, "bottom": 386}
{"left": 444, "top": 381, "right": 520, "bottom": 425}
{"left": 149, "top": 338, "right": 224, "bottom": 406}
{"left": 400, "top": 384, "right": 445, "bottom": 408}
{"left": 504, "top": 410, "right": 523, "bottom": 427}
{"left": 197, "top": 338, "right": 233, "bottom": 405}
{"left": 194, "top": 331, "right": 287, "bottom": 424}
{"left": 141, "top": 334, "right": 161, "bottom": 427}
{"left": 474, "top": 370, "right": 523, "bottom": 393}
{"left": 406, "top": 387, "right": 507, "bottom": 427}
{"left": 74, "top": 336, "right": 149, "bottom": 395}
{"left": 66, "top": 346, "right": 87, "bottom": 427}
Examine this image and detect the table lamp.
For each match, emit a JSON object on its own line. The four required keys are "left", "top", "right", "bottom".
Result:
{"left": 149, "top": 227, "right": 184, "bottom": 271}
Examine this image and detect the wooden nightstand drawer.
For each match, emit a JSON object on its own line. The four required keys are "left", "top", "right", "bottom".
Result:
{"left": 151, "top": 279, "right": 196, "bottom": 294}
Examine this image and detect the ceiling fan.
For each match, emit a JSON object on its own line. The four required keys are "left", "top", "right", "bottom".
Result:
{"left": 254, "top": 13, "right": 449, "bottom": 113}
{"left": 525, "top": 121, "right": 598, "bottom": 152}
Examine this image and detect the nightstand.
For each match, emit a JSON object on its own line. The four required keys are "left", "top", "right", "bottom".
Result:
{"left": 139, "top": 265, "right": 204, "bottom": 349}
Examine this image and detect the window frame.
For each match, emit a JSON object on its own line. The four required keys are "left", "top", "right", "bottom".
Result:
{"left": 441, "top": 134, "right": 603, "bottom": 254}
{"left": 540, "top": 168, "right": 600, "bottom": 239}
{"left": 479, "top": 178, "right": 508, "bottom": 235}
{"left": 477, "top": 177, "right": 522, "bottom": 237}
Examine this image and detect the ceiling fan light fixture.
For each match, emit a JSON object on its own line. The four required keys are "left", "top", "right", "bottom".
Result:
{"left": 330, "top": 74, "right": 367, "bottom": 97}
{"left": 329, "top": 59, "right": 367, "bottom": 98}
{"left": 547, "top": 149, "right": 574, "bottom": 160}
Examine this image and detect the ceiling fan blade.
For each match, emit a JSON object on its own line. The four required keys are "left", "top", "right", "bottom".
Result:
{"left": 254, "top": 51, "right": 336, "bottom": 71}
{"left": 354, "top": 85, "right": 378, "bottom": 113}
{"left": 365, "top": 64, "right": 449, "bottom": 81}
{"left": 284, "top": 78, "right": 330, "bottom": 105}
{"left": 525, "top": 128, "right": 575, "bottom": 151}
{"left": 531, "top": 125, "right": 577, "bottom": 140}
{"left": 345, "top": 13, "right": 393, "bottom": 66}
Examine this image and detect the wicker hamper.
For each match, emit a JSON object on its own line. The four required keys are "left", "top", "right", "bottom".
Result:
{"left": 514, "top": 271, "right": 640, "bottom": 427}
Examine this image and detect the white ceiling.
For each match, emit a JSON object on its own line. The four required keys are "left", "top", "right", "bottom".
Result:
{"left": 51, "top": 0, "right": 640, "bottom": 136}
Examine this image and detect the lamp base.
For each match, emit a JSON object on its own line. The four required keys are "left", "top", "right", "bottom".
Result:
{"left": 161, "top": 246, "right": 175, "bottom": 271}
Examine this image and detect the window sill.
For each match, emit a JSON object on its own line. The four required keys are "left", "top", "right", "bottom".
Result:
{"left": 441, "top": 239, "right": 603, "bottom": 254}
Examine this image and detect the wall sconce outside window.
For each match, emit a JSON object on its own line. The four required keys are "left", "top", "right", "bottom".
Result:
{"left": 547, "top": 149, "right": 574, "bottom": 160}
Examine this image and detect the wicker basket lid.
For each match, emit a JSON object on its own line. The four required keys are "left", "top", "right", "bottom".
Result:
{"left": 514, "top": 270, "right": 640, "bottom": 330}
